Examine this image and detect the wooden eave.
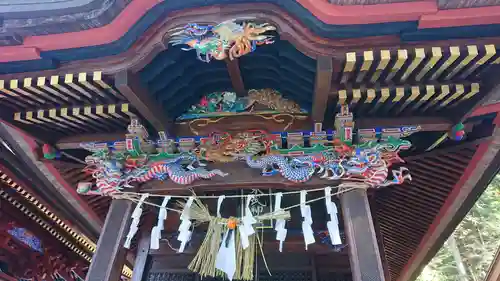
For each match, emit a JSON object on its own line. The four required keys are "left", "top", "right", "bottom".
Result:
{"left": 397, "top": 115, "right": 500, "bottom": 281}
{"left": 0, "top": 121, "right": 103, "bottom": 236}
{"left": 0, "top": 196, "right": 87, "bottom": 279}
{"left": 5, "top": 1, "right": 500, "bottom": 74}
{"left": 2, "top": 4, "right": 500, "bottom": 280}
{"left": 0, "top": 148, "right": 135, "bottom": 278}
{"left": 2, "top": 0, "right": 500, "bottom": 44}
{"left": 0, "top": 167, "right": 97, "bottom": 254}
{"left": 0, "top": 180, "right": 93, "bottom": 263}
{"left": 485, "top": 247, "right": 500, "bottom": 281}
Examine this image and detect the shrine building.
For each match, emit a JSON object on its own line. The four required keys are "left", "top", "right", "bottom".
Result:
{"left": 1, "top": 1, "right": 500, "bottom": 281}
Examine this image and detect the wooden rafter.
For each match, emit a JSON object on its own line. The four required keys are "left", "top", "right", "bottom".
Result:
{"left": 56, "top": 132, "right": 126, "bottom": 150}
{"left": 457, "top": 70, "right": 500, "bottom": 122}
{"left": 0, "top": 121, "right": 103, "bottom": 237}
{"left": 397, "top": 116, "right": 500, "bottom": 281}
{"left": 331, "top": 83, "right": 482, "bottom": 118}
{"left": 115, "top": 71, "right": 172, "bottom": 134}
{"left": 225, "top": 58, "right": 246, "bottom": 96}
{"left": 356, "top": 117, "right": 453, "bottom": 131}
{"left": 0, "top": 167, "right": 96, "bottom": 253}
{"left": 312, "top": 56, "right": 333, "bottom": 128}
{"left": 0, "top": 187, "right": 92, "bottom": 262}
{"left": 54, "top": 116, "right": 455, "bottom": 150}
{"left": 6, "top": 4, "right": 500, "bottom": 80}
{"left": 0, "top": 197, "right": 89, "bottom": 279}
{"left": 403, "top": 135, "right": 492, "bottom": 161}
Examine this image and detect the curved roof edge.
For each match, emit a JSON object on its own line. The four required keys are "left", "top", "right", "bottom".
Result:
{"left": 2, "top": 1, "right": 500, "bottom": 74}
{"left": 0, "top": 0, "right": 108, "bottom": 19}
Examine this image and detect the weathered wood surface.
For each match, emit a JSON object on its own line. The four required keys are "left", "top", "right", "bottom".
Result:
{"left": 54, "top": 116, "right": 454, "bottom": 150}
{"left": 140, "top": 162, "right": 341, "bottom": 194}
{"left": 398, "top": 116, "right": 500, "bottom": 281}
{"left": 131, "top": 216, "right": 154, "bottom": 281}
{"left": 457, "top": 71, "right": 500, "bottom": 123}
{"left": 484, "top": 248, "right": 500, "bottom": 281}
{"left": 341, "top": 189, "right": 385, "bottom": 281}
{"left": 56, "top": 132, "right": 126, "bottom": 150}
{"left": 149, "top": 251, "right": 350, "bottom": 274}
{"left": 115, "top": 71, "right": 173, "bottom": 133}
{"left": 86, "top": 199, "right": 133, "bottom": 281}
{"left": 225, "top": 58, "right": 246, "bottom": 97}
{"left": 312, "top": 56, "right": 333, "bottom": 125}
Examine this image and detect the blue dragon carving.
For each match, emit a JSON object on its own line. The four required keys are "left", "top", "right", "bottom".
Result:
{"left": 134, "top": 154, "right": 228, "bottom": 185}
{"left": 245, "top": 155, "right": 316, "bottom": 183}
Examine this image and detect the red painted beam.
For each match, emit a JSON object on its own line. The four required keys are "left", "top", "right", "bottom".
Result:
{"left": 0, "top": 47, "right": 41, "bottom": 63}
{"left": 468, "top": 102, "right": 500, "bottom": 118}
{"left": 0, "top": 120, "right": 102, "bottom": 229}
{"left": 419, "top": 6, "right": 500, "bottom": 29}
{"left": 298, "top": 0, "right": 437, "bottom": 25}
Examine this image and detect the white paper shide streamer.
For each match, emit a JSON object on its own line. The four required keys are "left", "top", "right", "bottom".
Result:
{"left": 177, "top": 197, "right": 194, "bottom": 253}
{"left": 300, "top": 190, "right": 315, "bottom": 250}
{"left": 217, "top": 195, "right": 226, "bottom": 218}
{"left": 274, "top": 193, "right": 287, "bottom": 252}
{"left": 150, "top": 196, "right": 171, "bottom": 250}
{"left": 239, "top": 195, "right": 257, "bottom": 249}
{"left": 215, "top": 195, "right": 237, "bottom": 280}
{"left": 124, "top": 194, "right": 149, "bottom": 249}
{"left": 325, "top": 187, "right": 342, "bottom": 245}
{"left": 215, "top": 228, "right": 236, "bottom": 280}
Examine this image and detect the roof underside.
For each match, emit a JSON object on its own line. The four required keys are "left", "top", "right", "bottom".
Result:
{"left": 5, "top": 0, "right": 500, "bottom": 74}
{"left": 47, "top": 135, "right": 492, "bottom": 280}
{"left": 375, "top": 143, "right": 480, "bottom": 280}
{"left": 139, "top": 38, "right": 315, "bottom": 118}
{"left": 1, "top": 1, "right": 500, "bottom": 280}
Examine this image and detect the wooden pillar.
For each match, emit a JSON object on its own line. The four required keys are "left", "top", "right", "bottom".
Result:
{"left": 341, "top": 189, "right": 385, "bottom": 281}
{"left": 86, "top": 200, "right": 133, "bottom": 281}
{"left": 131, "top": 219, "right": 153, "bottom": 281}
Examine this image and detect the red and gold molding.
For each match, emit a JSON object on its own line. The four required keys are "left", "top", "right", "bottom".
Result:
{"left": 298, "top": 0, "right": 437, "bottom": 24}
{"left": 0, "top": 169, "right": 134, "bottom": 278}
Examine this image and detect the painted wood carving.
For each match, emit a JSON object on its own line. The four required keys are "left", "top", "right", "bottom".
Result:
{"left": 76, "top": 104, "right": 413, "bottom": 195}
{"left": 169, "top": 20, "right": 276, "bottom": 62}
{"left": 177, "top": 89, "right": 307, "bottom": 121}
{"left": 7, "top": 226, "right": 43, "bottom": 254}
